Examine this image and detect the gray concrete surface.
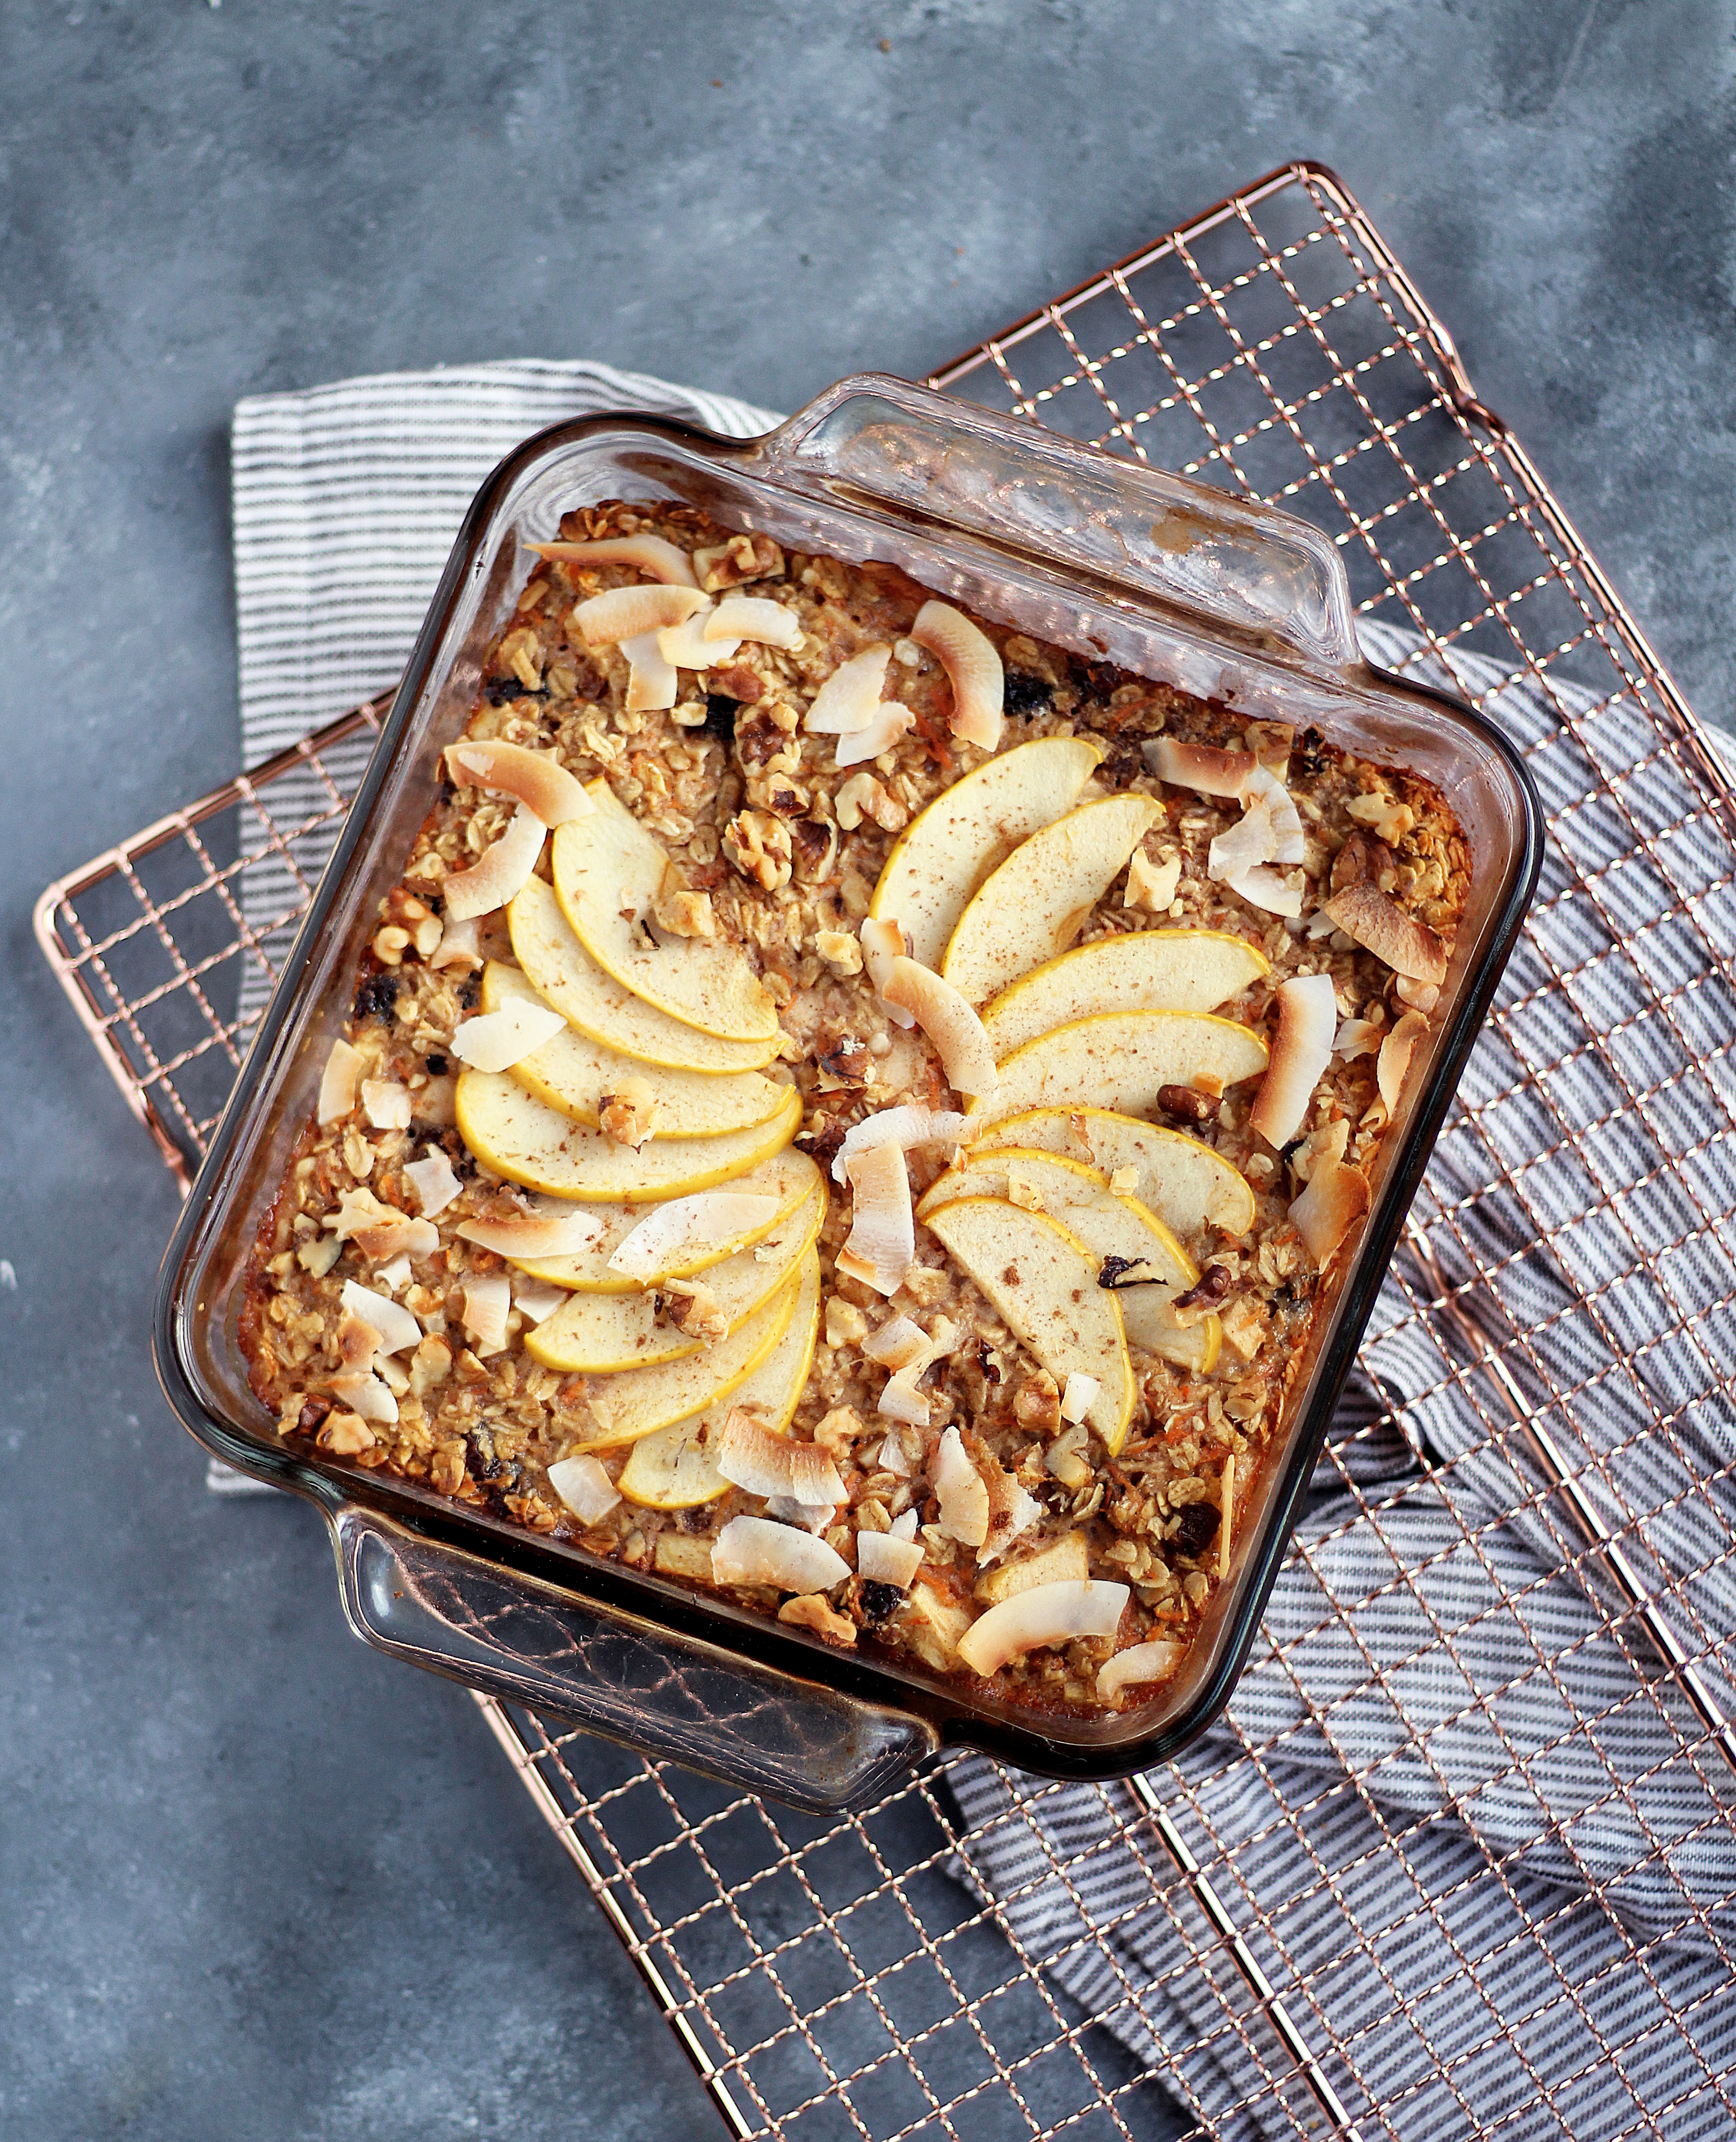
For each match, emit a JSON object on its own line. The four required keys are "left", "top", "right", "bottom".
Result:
{"left": 4, "top": 3, "right": 1733, "bottom": 2136}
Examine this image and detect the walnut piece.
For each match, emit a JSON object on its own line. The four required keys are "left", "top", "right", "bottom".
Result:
{"left": 723, "top": 809, "right": 793, "bottom": 891}
{"left": 599, "top": 1077, "right": 661, "bottom": 1148}
{"left": 779, "top": 1592, "right": 857, "bottom": 1645}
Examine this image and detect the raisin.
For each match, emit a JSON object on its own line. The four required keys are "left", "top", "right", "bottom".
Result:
{"left": 1170, "top": 1503, "right": 1221, "bottom": 1559}
{"left": 1293, "top": 724, "right": 1327, "bottom": 780}
{"left": 976, "top": 1340, "right": 1002, "bottom": 1385}
{"left": 1003, "top": 670, "right": 1051, "bottom": 716}
{"left": 702, "top": 693, "right": 739, "bottom": 741}
{"left": 457, "top": 976, "right": 482, "bottom": 1011}
{"left": 353, "top": 970, "right": 402, "bottom": 1023}
{"left": 466, "top": 1431, "right": 504, "bottom": 1483}
{"left": 424, "top": 1053, "right": 449, "bottom": 1076}
{"left": 484, "top": 675, "right": 549, "bottom": 705}
{"left": 296, "top": 1395, "right": 333, "bottom": 1437}
{"left": 1098, "top": 1253, "right": 1167, "bottom": 1290}
{"left": 1172, "top": 1266, "right": 1232, "bottom": 1313}
{"left": 859, "top": 1580, "right": 901, "bottom": 1625}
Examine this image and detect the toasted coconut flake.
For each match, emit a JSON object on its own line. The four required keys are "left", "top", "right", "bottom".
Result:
{"left": 443, "top": 802, "right": 546, "bottom": 923}
{"left": 328, "top": 1368, "right": 399, "bottom": 1425}
{"left": 831, "top": 1103, "right": 975, "bottom": 1184}
{"left": 911, "top": 600, "right": 1003, "bottom": 751}
{"left": 1322, "top": 882, "right": 1448, "bottom": 985}
{"left": 1096, "top": 1638, "right": 1185, "bottom": 1699}
{"left": 1143, "top": 735, "right": 1258, "bottom": 797}
{"left": 607, "top": 1193, "right": 783, "bottom": 1283}
{"left": 862, "top": 1316, "right": 928, "bottom": 1370}
{"left": 857, "top": 1531, "right": 925, "bottom": 1589}
{"left": 317, "top": 1038, "right": 364, "bottom": 1126}
{"left": 449, "top": 997, "right": 568, "bottom": 1076}
{"left": 1208, "top": 766, "right": 1305, "bottom": 882}
{"left": 712, "top": 1514, "right": 850, "bottom": 1593}
{"left": 842, "top": 1140, "right": 916, "bottom": 1297}
{"left": 620, "top": 628, "right": 678, "bottom": 713}
{"left": 882, "top": 957, "right": 998, "bottom": 1099}
{"left": 1334, "top": 1016, "right": 1383, "bottom": 1059}
{"left": 1250, "top": 972, "right": 1338, "bottom": 1148}
{"left": 716, "top": 1411, "right": 847, "bottom": 1506}
{"left": 875, "top": 1431, "right": 914, "bottom": 1477}
{"left": 1290, "top": 1158, "right": 1370, "bottom": 1266}
{"left": 708, "top": 595, "right": 803, "bottom": 650}
{"left": 1226, "top": 866, "right": 1303, "bottom": 917}
{"left": 457, "top": 1205, "right": 609, "bottom": 1258}
{"left": 375, "top": 1252, "right": 413, "bottom": 1292}
{"left": 546, "top": 1452, "right": 621, "bottom": 1525}
{"left": 835, "top": 699, "right": 917, "bottom": 769}
{"left": 658, "top": 609, "right": 738, "bottom": 667}
{"left": 859, "top": 917, "right": 917, "bottom": 1028}
{"left": 878, "top": 1373, "right": 932, "bottom": 1425}
{"left": 402, "top": 1147, "right": 462, "bottom": 1219}
{"left": 340, "top": 1280, "right": 421, "bottom": 1357}
{"left": 532, "top": 533, "right": 699, "bottom": 586}
{"left": 511, "top": 1276, "right": 568, "bottom": 1325}
{"left": 1378, "top": 1009, "right": 1429, "bottom": 1113}
{"left": 360, "top": 1078, "right": 411, "bottom": 1131}
{"left": 327, "top": 1185, "right": 441, "bottom": 1259}
{"left": 932, "top": 1426, "right": 991, "bottom": 1547}
{"left": 957, "top": 1577, "right": 1129, "bottom": 1677}
{"left": 427, "top": 914, "right": 483, "bottom": 973}
{"left": 1060, "top": 1373, "right": 1101, "bottom": 1424}
{"left": 444, "top": 739, "right": 592, "bottom": 826}
{"left": 458, "top": 1271, "right": 513, "bottom": 1353}
{"left": 572, "top": 582, "right": 706, "bottom": 646}
{"left": 336, "top": 1307, "right": 380, "bottom": 1370}
{"left": 805, "top": 645, "right": 893, "bottom": 734}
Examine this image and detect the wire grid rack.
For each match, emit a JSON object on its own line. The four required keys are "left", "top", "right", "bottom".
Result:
{"left": 34, "top": 162, "right": 1736, "bottom": 2139}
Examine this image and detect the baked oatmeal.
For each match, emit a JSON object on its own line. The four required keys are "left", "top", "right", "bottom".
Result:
{"left": 239, "top": 501, "right": 1469, "bottom": 1715}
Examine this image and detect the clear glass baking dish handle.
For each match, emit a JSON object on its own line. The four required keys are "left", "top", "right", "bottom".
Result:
{"left": 757, "top": 373, "right": 1362, "bottom": 672}
{"left": 330, "top": 1505, "right": 934, "bottom": 1811}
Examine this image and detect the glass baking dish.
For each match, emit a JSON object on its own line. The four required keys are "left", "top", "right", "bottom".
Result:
{"left": 154, "top": 374, "right": 1542, "bottom": 1811}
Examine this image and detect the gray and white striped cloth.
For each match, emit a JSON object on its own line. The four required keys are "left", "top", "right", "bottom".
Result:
{"left": 229, "top": 365, "right": 1736, "bottom": 2137}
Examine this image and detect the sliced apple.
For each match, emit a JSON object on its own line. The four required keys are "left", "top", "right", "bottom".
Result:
{"left": 921, "top": 1197, "right": 1135, "bottom": 1452}
{"left": 977, "top": 1010, "right": 1268, "bottom": 1122}
{"left": 975, "top": 1107, "right": 1255, "bottom": 1238}
{"left": 979, "top": 929, "right": 1270, "bottom": 1059}
{"left": 483, "top": 963, "right": 788, "bottom": 1138}
{"left": 616, "top": 1246, "right": 821, "bottom": 1509}
{"left": 517, "top": 1184, "right": 821, "bottom": 1373}
{"left": 455, "top": 1071, "right": 799, "bottom": 1202}
{"left": 552, "top": 786, "right": 780, "bottom": 1044}
{"left": 917, "top": 1147, "right": 1212, "bottom": 1370}
{"left": 867, "top": 735, "right": 1103, "bottom": 970}
{"left": 557, "top": 1269, "right": 801, "bottom": 1449}
{"left": 941, "top": 794, "right": 1163, "bottom": 1005}
{"left": 510, "top": 1148, "right": 821, "bottom": 1292}
{"left": 508, "top": 874, "right": 781, "bottom": 1074}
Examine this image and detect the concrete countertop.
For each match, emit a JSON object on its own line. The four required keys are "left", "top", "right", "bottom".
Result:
{"left": 4, "top": 5, "right": 1731, "bottom": 2136}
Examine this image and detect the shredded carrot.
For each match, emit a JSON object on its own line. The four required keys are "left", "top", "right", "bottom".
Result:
{"left": 909, "top": 705, "right": 952, "bottom": 769}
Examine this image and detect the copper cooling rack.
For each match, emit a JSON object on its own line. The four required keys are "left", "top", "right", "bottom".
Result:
{"left": 36, "top": 162, "right": 1736, "bottom": 2139}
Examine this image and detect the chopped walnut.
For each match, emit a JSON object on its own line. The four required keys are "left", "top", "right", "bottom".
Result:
{"left": 407, "top": 1334, "right": 452, "bottom": 1398}
{"left": 779, "top": 1592, "right": 856, "bottom": 1645}
{"left": 317, "top": 1409, "right": 375, "bottom": 1455}
{"left": 694, "top": 531, "right": 784, "bottom": 590}
{"left": 825, "top": 1298, "right": 870, "bottom": 1347}
{"left": 723, "top": 809, "right": 793, "bottom": 891}
{"left": 651, "top": 867, "right": 715, "bottom": 939}
{"left": 835, "top": 771, "right": 906, "bottom": 832}
{"left": 662, "top": 1278, "right": 728, "bottom": 1342}
{"left": 789, "top": 816, "right": 839, "bottom": 884}
{"left": 1125, "top": 846, "right": 1182, "bottom": 912}
{"left": 1014, "top": 1370, "right": 1061, "bottom": 1435}
{"left": 1346, "top": 790, "right": 1416, "bottom": 848}
{"left": 815, "top": 929, "right": 863, "bottom": 978}
{"left": 599, "top": 1077, "right": 661, "bottom": 1148}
